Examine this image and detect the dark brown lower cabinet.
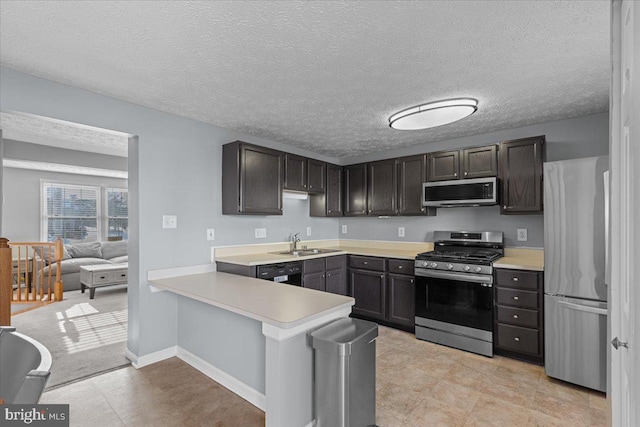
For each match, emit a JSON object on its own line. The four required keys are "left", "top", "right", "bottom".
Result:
{"left": 351, "top": 268, "right": 387, "bottom": 321}
{"left": 302, "top": 255, "right": 348, "bottom": 295}
{"left": 387, "top": 273, "right": 415, "bottom": 327}
{"left": 494, "top": 268, "right": 544, "bottom": 364}
{"left": 349, "top": 256, "right": 415, "bottom": 330}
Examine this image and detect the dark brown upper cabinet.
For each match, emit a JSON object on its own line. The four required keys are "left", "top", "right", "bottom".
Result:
{"left": 427, "top": 145, "right": 498, "bottom": 182}
{"left": 310, "top": 163, "right": 343, "bottom": 217}
{"left": 397, "top": 154, "right": 436, "bottom": 216}
{"left": 284, "top": 153, "right": 307, "bottom": 192}
{"left": 344, "top": 163, "right": 368, "bottom": 216}
{"left": 367, "top": 159, "right": 398, "bottom": 216}
{"left": 427, "top": 150, "right": 460, "bottom": 181}
{"left": 222, "top": 141, "right": 283, "bottom": 215}
{"left": 307, "top": 159, "right": 326, "bottom": 193}
{"left": 499, "top": 136, "right": 545, "bottom": 214}
{"left": 462, "top": 145, "right": 498, "bottom": 179}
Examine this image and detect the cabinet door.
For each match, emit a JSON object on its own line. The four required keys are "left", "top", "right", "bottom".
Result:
{"left": 307, "top": 159, "right": 326, "bottom": 193}
{"left": 367, "top": 159, "right": 398, "bottom": 215}
{"left": 284, "top": 154, "right": 307, "bottom": 192}
{"left": 350, "top": 269, "right": 386, "bottom": 320}
{"left": 326, "top": 163, "right": 343, "bottom": 216}
{"left": 303, "top": 272, "right": 325, "bottom": 292}
{"left": 398, "top": 154, "right": 435, "bottom": 216}
{"left": 499, "top": 136, "right": 545, "bottom": 214}
{"left": 387, "top": 274, "right": 415, "bottom": 327}
{"left": 240, "top": 144, "right": 283, "bottom": 214}
{"left": 326, "top": 268, "right": 347, "bottom": 295}
{"left": 462, "top": 145, "right": 498, "bottom": 179}
{"left": 344, "top": 163, "right": 368, "bottom": 216}
{"left": 427, "top": 150, "right": 460, "bottom": 181}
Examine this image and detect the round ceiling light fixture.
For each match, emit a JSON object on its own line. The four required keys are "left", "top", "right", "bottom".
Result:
{"left": 388, "top": 98, "right": 478, "bottom": 130}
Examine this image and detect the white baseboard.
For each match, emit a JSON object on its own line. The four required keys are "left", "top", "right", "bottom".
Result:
{"left": 177, "top": 347, "right": 266, "bottom": 411}
{"left": 126, "top": 346, "right": 177, "bottom": 369}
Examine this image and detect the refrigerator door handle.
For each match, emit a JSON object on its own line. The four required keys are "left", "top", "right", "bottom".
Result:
{"left": 558, "top": 300, "right": 607, "bottom": 316}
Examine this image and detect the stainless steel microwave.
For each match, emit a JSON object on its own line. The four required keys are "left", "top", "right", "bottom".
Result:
{"left": 422, "top": 177, "right": 498, "bottom": 207}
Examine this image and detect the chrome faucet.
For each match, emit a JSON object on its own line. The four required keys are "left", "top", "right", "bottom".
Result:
{"left": 292, "top": 233, "right": 301, "bottom": 251}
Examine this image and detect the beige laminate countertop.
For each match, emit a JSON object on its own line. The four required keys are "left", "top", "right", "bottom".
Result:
{"left": 215, "top": 245, "right": 425, "bottom": 266}
{"left": 494, "top": 248, "right": 544, "bottom": 271}
{"left": 149, "top": 271, "right": 354, "bottom": 329}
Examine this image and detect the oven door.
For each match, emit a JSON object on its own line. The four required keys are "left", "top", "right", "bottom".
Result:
{"left": 415, "top": 269, "right": 493, "bottom": 332}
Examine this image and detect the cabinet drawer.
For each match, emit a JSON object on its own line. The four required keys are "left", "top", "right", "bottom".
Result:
{"left": 325, "top": 254, "right": 346, "bottom": 271}
{"left": 350, "top": 256, "right": 386, "bottom": 272}
{"left": 495, "top": 269, "right": 539, "bottom": 290}
{"left": 497, "top": 324, "right": 539, "bottom": 355}
{"left": 496, "top": 305, "right": 538, "bottom": 328}
{"left": 92, "top": 272, "right": 114, "bottom": 285}
{"left": 496, "top": 288, "right": 538, "bottom": 309}
{"left": 303, "top": 258, "right": 325, "bottom": 274}
{"left": 388, "top": 259, "right": 414, "bottom": 275}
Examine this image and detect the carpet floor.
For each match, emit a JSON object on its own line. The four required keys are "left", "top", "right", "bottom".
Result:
{"left": 10, "top": 286, "right": 129, "bottom": 389}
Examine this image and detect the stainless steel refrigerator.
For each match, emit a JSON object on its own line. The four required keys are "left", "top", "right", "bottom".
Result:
{"left": 544, "top": 155, "right": 609, "bottom": 392}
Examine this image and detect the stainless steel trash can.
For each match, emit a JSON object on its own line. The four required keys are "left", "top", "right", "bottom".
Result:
{"left": 309, "top": 317, "right": 378, "bottom": 427}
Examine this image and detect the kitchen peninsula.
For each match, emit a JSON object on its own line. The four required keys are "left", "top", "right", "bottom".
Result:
{"left": 148, "top": 270, "right": 354, "bottom": 427}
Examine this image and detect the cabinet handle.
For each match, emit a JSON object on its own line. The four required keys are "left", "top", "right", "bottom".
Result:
{"left": 513, "top": 296, "right": 519, "bottom": 301}
{"left": 454, "top": 172, "right": 458, "bottom": 177}
{"left": 363, "top": 210, "right": 366, "bottom": 213}
{"left": 304, "top": 184, "right": 307, "bottom": 187}
{"left": 513, "top": 314, "right": 519, "bottom": 319}
{"left": 512, "top": 277, "right": 519, "bottom": 282}
{"left": 322, "top": 275, "right": 325, "bottom": 278}
{"left": 514, "top": 337, "right": 520, "bottom": 342}
{"left": 464, "top": 171, "right": 468, "bottom": 176}
{"left": 503, "top": 205, "right": 507, "bottom": 209}
{"left": 327, "top": 274, "right": 331, "bottom": 277}
{"left": 398, "top": 265, "right": 403, "bottom": 269}
{"left": 380, "top": 275, "right": 384, "bottom": 279}
{"left": 421, "top": 207, "right": 425, "bottom": 212}
{"left": 328, "top": 209, "right": 332, "bottom": 213}
{"left": 363, "top": 261, "right": 368, "bottom": 265}
{"left": 410, "top": 279, "right": 414, "bottom": 283}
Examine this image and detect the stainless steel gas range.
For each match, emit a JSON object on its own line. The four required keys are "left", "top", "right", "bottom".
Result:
{"left": 414, "top": 231, "right": 504, "bottom": 357}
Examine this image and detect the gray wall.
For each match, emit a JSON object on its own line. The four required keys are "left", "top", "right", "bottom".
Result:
{"left": 339, "top": 112, "right": 610, "bottom": 248}
{"left": 3, "top": 139, "right": 127, "bottom": 171}
{"left": 1, "top": 167, "right": 127, "bottom": 241}
{"left": 0, "top": 67, "right": 341, "bottom": 363}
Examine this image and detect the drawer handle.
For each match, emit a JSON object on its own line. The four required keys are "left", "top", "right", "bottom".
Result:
{"left": 514, "top": 337, "right": 520, "bottom": 342}
{"left": 99, "top": 276, "right": 106, "bottom": 279}
{"left": 398, "top": 266, "right": 403, "bottom": 269}
{"left": 121, "top": 274, "right": 126, "bottom": 277}
{"left": 380, "top": 275, "right": 384, "bottom": 279}
{"left": 512, "top": 277, "right": 519, "bottom": 282}
{"left": 513, "top": 296, "right": 519, "bottom": 301}
{"left": 513, "top": 314, "right": 519, "bottom": 319}
{"left": 363, "top": 262, "right": 368, "bottom": 265}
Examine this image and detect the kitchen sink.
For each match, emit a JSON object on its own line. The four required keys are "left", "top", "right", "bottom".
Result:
{"left": 271, "top": 248, "right": 342, "bottom": 256}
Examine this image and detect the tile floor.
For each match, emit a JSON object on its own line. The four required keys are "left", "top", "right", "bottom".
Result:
{"left": 41, "top": 325, "right": 606, "bottom": 426}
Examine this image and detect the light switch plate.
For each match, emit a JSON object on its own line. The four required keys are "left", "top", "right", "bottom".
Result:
{"left": 306, "top": 226, "right": 312, "bottom": 236}
{"left": 255, "top": 228, "right": 267, "bottom": 239}
{"left": 398, "top": 227, "right": 405, "bottom": 237}
{"left": 341, "top": 225, "right": 347, "bottom": 234}
{"left": 162, "top": 215, "right": 177, "bottom": 229}
{"left": 517, "top": 228, "right": 528, "bottom": 241}
{"left": 207, "top": 229, "right": 215, "bottom": 240}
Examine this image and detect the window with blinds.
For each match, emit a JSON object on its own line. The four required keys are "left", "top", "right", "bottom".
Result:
{"left": 43, "top": 183, "right": 100, "bottom": 243}
{"left": 107, "top": 188, "right": 128, "bottom": 241}
{"left": 42, "top": 182, "right": 128, "bottom": 243}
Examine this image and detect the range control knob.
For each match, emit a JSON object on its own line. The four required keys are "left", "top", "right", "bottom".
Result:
{"left": 447, "top": 264, "right": 454, "bottom": 270}
{"left": 474, "top": 267, "right": 483, "bottom": 273}
{"left": 429, "top": 262, "right": 438, "bottom": 268}
{"left": 463, "top": 265, "right": 471, "bottom": 272}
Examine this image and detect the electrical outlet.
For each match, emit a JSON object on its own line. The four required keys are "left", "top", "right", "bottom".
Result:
{"left": 517, "top": 228, "right": 528, "bottom": 242}
{"left": 162, "top": 215, "right": 177, "bottom": 229}
{"left": 207, "top": 229, "right": 215, "bottom": 241}
{"left": 341, "top": 225, "right": 348, "bottom": 234}
{"left": 306, "top": 226, "right": 312, "bottom": 236}
{"left": 255, "top": 228, "right": 267, "bottom": 239}
{"left": 398, "top": 227, "right": 405, "bottom": 237}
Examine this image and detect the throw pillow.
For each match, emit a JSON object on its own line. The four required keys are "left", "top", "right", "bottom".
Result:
{"left": 101, "top": 241, "right": 128, "bottom": 260}
{"left": 67, "top": 241, "right": 103, "bottom": 259}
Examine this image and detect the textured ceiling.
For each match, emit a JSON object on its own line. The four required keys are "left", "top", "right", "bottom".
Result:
{"left": 0, "top": 1, "right": 610, "bottom": 158}
{"left": 0, "top": 112, "right": 129, "bottom": 157}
